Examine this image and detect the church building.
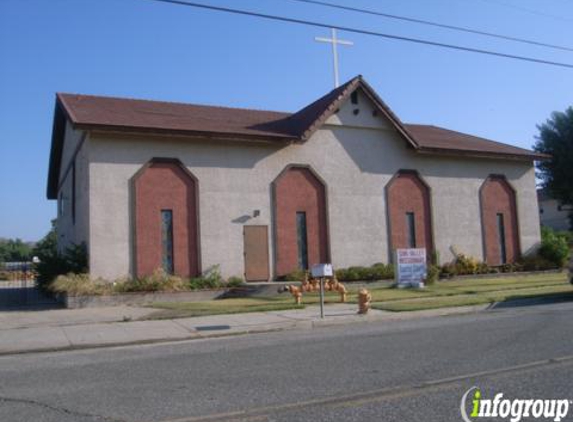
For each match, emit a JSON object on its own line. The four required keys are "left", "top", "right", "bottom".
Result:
{"left": 47, "top": 76, "right": 546, "bottom": 281}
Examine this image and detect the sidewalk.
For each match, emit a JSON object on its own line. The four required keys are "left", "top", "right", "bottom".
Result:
{"left": 0, "top": 303, "right": 489, "bottom": 356}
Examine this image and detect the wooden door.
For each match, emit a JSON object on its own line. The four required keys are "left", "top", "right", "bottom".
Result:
{"left": 244, "top": 226, "right": 270, "bottom": 282}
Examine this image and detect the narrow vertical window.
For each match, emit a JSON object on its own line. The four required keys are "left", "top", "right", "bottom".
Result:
{"left": 497, "top": 213, "right": 507, "bottom": 264}
{"left": 72, "top": 162, "right": 76, "bottom": 225}
{"left": 58, "top": 193, "right": 64, "bottom": 217}
{"left": 296, "top": 211, "right": 309, "bottom": 270}
{"left": 406, "top": 212, "right": 416, "bottom": 248}
{"left": 161, "top": 210, "right": 174, "bottom": 274}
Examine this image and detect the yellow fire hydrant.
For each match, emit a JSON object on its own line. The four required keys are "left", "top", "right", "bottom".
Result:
{"left": 278, "top": 284, "right": 303, "bottom": 305}
{"left": 357, "top": 288, "right": 372, "bottom": 314}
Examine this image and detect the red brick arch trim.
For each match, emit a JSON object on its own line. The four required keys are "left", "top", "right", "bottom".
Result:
{"left": 271, "top": 164, "right": 330, "bottom": 278}
{"left": 131, "top": 158, "right": 201, "bottom": 277}
{"left": 479, "top": 175, "right": 520, "bottom": 265}
{"left": 385, "top": 170, "right": 434, "bottom": 261}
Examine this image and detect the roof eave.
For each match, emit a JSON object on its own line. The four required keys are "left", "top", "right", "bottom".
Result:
{"left": 77, "top": 123, "right": 295, "bottom": 144}
{"left": 46, "top": 100, "right": 68, "bottom": 200}
{"left": 416, "top": 147, "right": 550, "bottom": 162}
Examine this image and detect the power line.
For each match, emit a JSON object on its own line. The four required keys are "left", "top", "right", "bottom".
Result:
{"left": 284, "top": 0, "right": 573, "bottom": 52}
{"left": 477, "top": 0, "right": 573, "bottom": 23}
{"left": 144, "top": 0, "right": 573, "bottom": 69}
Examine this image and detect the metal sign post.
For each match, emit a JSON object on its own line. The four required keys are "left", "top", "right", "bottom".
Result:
{"left": 319, "top": 277, "right": 325, "bottom": 319}
{"left": 311, "top": 264, "right": 333, "bottom": 320}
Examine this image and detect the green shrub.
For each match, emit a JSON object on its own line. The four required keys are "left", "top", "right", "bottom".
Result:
{"left": 440, "top": 253, "right": 490, "bottom": 277}
{"left": 556, "top": 230, "right": 573, "bottom": 247}
{"left": 430, "top": 250, "right": 440, "bottom": 266}
{"left": 517, "top": 254, "right": 558, "bottom": 271}
{"left": 372, "top": 263, "right": 394, "bottom": 279}
{"left": 188, "top": 277, "right": 221, "bottom": 290}
{"left": 34, "top": 241, "right": 88, "bottom": 290}
{"left": 64, "top": 243, "right": 89, "bottom": 273}
{"left": 226, "top": 276, "right": 244, "bottom": 287}
{"left": 335, "top": 267, "right": 358, "bottom": 281}
{"left": 425, "top": 265, "right": 440, "bottom": 285}
{"left": 476, "top": 262, "right": 491, "bottom": 274}
{"left": 188, "top": 265, "right": 223, "bottom": 290}
{"left": 335, "top": 263, "right": 394, "bottom": 281}
{"left": 280, "top": 269, "right": 308, "bottom": 282}
{"left": 454, "top": 253, "right": 482, "bottom": 275}
{"left": 500, "top": 262, "right": 523, "bottom": 273}
{"left": 440, "top": 262, "right": 457, "bottom": 278}
{"left": 539, "top": 227, "right": 570, "bottom": 268}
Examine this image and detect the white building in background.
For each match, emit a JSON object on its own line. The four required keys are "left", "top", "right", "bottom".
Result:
{"left": 538, "top": 189, "right": 571, "bottom": 231}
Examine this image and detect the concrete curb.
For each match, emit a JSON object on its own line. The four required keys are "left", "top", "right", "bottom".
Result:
{"left": 0, "top": 328, "right": 285, "bottom": 357}
{"left": 0, "top": 304, "right": 490, "bottom": 357}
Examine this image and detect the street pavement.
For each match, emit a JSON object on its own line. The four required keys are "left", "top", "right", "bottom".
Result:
{"left": 0, "top": 299, "right": 572, "bottom": 421}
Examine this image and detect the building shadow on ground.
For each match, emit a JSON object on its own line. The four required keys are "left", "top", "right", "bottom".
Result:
{"left": 489, "top": 290, "right": 573, "bottom": 310}
{"left": 0, "top": 285, "right": 62, "bottom": 311}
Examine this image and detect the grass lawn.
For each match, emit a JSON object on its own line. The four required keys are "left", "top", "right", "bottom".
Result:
{"left": 372, "top": 273, "right": 572, "bottom": 312}
{"left": 148, "top": 297, "right": 303, "bottom": 319}
{"left": 148, "top": 272, "right": 572, "bottom": 318}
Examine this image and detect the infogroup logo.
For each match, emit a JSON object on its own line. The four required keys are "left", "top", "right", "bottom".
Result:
{"left": 460, "top": 386, "right": 571, "bottom": 422}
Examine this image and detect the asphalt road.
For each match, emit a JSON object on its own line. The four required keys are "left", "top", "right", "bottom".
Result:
{"left": 1, "top": 300, "right": 572, "bottom": 422}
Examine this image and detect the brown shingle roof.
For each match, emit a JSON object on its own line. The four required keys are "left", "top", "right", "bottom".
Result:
{"left": 47, "top": 75, "right": 548, "bottom": 199}
{"left": 57, "top": 93, "right": 295, "bottom": 140}
{"left": 405, "top": 124, "right": 547, "bottom": 160}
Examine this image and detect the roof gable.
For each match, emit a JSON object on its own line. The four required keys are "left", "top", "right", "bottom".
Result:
{"left": 325, "top": 88, "right": 397, "bottom": 130}
{"left": 288, "top": 76, "right": 419, "bottom": 149}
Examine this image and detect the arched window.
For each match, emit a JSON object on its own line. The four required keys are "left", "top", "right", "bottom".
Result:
{"left": 273, "top": 166, "right": 329, "bottom": 277}
{"left": 480, "top": 175, "right": 520, "bottom": 265}
{"left": 386, "top": 170, "right": 433, "bottom": 257}
{"left": 132, "top": 159, "right": 200, "bottom": 277}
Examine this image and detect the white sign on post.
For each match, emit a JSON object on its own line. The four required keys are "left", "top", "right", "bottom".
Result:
{"left": 311, "top": 263, "right": 333, "bottom": 278}
{"left": 395, "top": 248, "right": 427, "bottom": 288}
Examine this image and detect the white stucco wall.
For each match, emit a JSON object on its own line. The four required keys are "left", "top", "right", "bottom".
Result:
{"left": 85, "top": 92, "right": 540, "bottom": 280}
{"left": 56, "top": 122, "right": 90, "bottom": 252}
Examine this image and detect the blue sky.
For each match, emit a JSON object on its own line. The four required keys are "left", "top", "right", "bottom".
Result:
{"left": 0, "top": 0, "right": 571, "bottom": 241}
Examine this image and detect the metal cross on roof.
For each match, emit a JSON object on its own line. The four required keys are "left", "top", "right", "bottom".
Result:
{"left": 315, "top": 28, "right": 354, "bottom": 88}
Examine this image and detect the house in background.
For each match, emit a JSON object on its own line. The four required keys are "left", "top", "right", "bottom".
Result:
{"left": 46, "top": 76, "right": 548, "bottom": 281}
{"left": 538, "top": 188, "right": 571, "bottom": 231}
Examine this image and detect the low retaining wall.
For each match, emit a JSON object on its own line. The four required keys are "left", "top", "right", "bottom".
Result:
{"left": 57, "top": 282, "right": 298, "bottom": 309}
{"left": 59, "top": 289, "right": 229, "bottom": 309}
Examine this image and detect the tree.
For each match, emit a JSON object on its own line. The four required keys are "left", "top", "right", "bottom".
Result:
{"left": 0, "top": 238, "right": 33, "bottom": 262}
{"left": 32, "top": 219, "right": 58, "bottom": 263}
{"left": 33, "top": 220, "right": 88, "bottom": 288}
{"left": 534, "top": 107, "right": 573, "bottom": 228}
